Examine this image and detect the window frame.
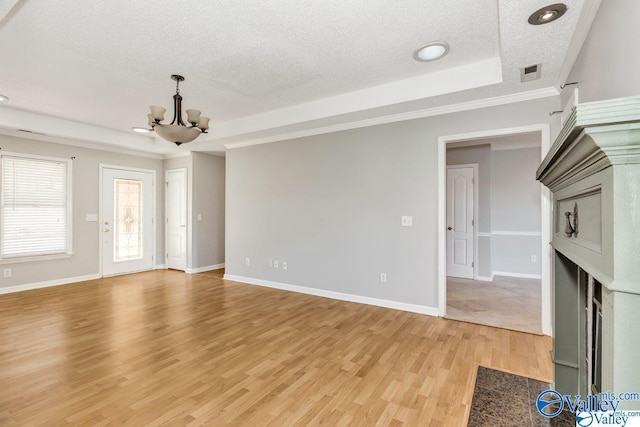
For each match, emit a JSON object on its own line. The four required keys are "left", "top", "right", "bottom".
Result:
{"left": 0, "top": 152, "right": 73, "bottom": 262}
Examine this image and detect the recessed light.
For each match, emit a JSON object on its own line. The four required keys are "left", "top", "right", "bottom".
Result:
{"left": 528, "top": 3, "right": 567, "bottom": 25}
{"left": 414, "top": 41, "right": 450, "bottom": 62}
{"left": 0, "top": 94, "right": 9, "bottom": 102}
{"left": 131, "top": 127, "right": 153, "bottom": 134}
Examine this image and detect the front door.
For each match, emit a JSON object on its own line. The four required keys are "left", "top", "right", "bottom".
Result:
{"left": 101, "top": 167, "right": 154, "bottom": 276}
{"left": 446, "top": 166, "right": 474, "bottom": 279}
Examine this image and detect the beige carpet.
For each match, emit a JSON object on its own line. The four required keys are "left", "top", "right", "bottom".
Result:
{"left": 446, "top": 275, "right": 542, "bottom": 334}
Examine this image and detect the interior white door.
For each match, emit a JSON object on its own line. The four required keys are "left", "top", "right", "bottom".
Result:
{"left": 165, "top": 168, "right": 187, "bottom": 271}
{"left": 446, "top": 166, "right": 474, "bottom": 279}
{"left": 102, "top": 167, "right": 154, "bottom": 276}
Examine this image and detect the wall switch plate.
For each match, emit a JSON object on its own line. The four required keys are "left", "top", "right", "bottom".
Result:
{"left": 85, "top": 214, "right": 98, "bottom": 222}
{"left": 3, "top": 268, "right": 11, "bottom": 278}
{"left": 531, "top": 255, "right": 537, "bottom": 263}
{"left": 245, "top": 257, "right": 250, "bottom": 266}
{"left": 401, "top": 216, "right": 413, "bottom": 227}
{"left": 380, "top": 273, "right": 387, "bottom": 283}
{"left": 268, "top": 259, "right": 273, "bottom": 268}
{"left": 273, "top": 260, "right": 279, "bottom": 269}
{"left": 197, "top": 214, "right": 202, "bottom": 221}
{"left": 282, "top": 262, "right": 287, "bottom": 270}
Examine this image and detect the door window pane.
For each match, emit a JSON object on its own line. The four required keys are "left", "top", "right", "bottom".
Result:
{"left": 114, "top": 179, "right": 143, "bottom": 261}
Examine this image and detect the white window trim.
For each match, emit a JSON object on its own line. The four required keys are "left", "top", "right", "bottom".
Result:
{"left": 0, "top": 151, "right": 73, "bottom": 262}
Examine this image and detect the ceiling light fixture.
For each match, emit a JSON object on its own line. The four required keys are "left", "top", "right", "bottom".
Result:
{"left": 528, "top": 3, "right": 567, "bottom": 25}
{"left": 0, "top": 94, "right": 9, "bottom": 102}
{"left": 413, "top": 41, "right": 450, "bottom": 62}
{"left": 147, "top": 74, "right": 210, "bottom": 146}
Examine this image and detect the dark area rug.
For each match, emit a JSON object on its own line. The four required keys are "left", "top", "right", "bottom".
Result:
{"left": 468, "top": 366, "right": 575, "bottom": 426}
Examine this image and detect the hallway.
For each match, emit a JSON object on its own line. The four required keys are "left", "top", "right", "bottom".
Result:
{"left": 446, "top": 275, "right": 542, "bottom": 334}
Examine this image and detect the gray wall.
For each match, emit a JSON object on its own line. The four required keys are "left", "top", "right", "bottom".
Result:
{"left": 0, "top": 134, "right": 164, "bottom": 289}
{"left": 191, "top": 152, "right": 225, "bottom": 268}
{"left": 491, "top": 147, "right": 542, "bottom": 276}
{"left": 225, "top": 97, "right": 559, "bottom": 309}
{"left": 446, "top": 144, "right": 492, "bottom": 278}
{"left": 568, "top": 0, "right": 640, "bottom": 103}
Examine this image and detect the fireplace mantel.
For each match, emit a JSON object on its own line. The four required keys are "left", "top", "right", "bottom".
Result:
{"left": 537, "top": 96, "right": 640, "bottom": 404}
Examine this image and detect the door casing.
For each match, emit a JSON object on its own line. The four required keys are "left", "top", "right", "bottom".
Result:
{"left": 98, "top": 164, "right": 156, "bottom": 277}
{"left": 165, "top": 168, "right": 188, "bottom": 271}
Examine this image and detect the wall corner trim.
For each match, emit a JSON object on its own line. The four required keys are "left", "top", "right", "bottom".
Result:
{"left": 223, "top": 274, "right": 439, "bottom": 317}
{"left": 186, "top": 263, "right": 225, "bottom": 274}
{"left": 0, "top": 273, "right": 101, "bottom": 295}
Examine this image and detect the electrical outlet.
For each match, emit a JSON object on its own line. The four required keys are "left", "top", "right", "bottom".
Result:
{"left": 380, "top": 273, "right": 387, "bottom": 283}
{"left": 531, "top": 255, "right": 537, "bottom": 263}
{"left": 282, "top": 262, "right": 287, "bottom": 271}
{"left": 401, "top": 216, "right": 413, "bottom": 227}
{"left": 245, "top": 257, "right": 250, "bottom": 266}
{"left": 274, "top": 260, "right": 279, "bottom": 269}
{"left": 268, "top": 259, "right": 273, "bottom": 268}
{"left": 3, "top": 268, "right": 11, "bottom": 278}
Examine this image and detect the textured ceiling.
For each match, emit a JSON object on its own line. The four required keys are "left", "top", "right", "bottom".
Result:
{"left": 0, "top": 0, "right": 589, "bottom": 155}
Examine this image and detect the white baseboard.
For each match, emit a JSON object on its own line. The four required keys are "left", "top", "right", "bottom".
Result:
{"left": 186, "top": 263, "right": 225, "bottom": 274}
{"left": 155, "top": 264, "right": 167, "bottom": 270}
{"left": 493, "top": 271, "right": 542, "bottom": 280}
{"left": 0, "top": 273, "right": 101, "bottom": 295}
{"left": 223, "top": 274, "right": 439, "bottom": 317}
{"left": 476, "top": 275, "right": 494, "bottom": 282}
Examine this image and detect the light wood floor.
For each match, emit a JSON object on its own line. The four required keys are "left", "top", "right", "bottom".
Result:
{"left": 446, "top": 276, "right": 542, "bottom": 335}
{"left": 0, "top": 269, "right": 552, "bottom": 426}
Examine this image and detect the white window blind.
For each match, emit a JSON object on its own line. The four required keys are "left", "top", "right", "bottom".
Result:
{"left": 1, "top": 155, "right": 70, "bottom": 258}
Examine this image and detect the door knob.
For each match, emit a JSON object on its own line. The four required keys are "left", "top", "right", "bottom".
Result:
{"left": 447, "top": 226, "right": 453, "bottom": 230}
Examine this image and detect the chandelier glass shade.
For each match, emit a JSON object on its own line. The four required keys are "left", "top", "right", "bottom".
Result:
{"left": 148, "top": 75, "right": 210, "bottom": 146}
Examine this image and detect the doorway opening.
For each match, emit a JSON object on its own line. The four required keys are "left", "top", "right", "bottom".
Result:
{"left": 438, "top": 125, "right": 552, "bottom": 335}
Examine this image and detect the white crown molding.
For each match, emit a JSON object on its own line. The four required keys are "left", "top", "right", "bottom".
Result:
{"left": 0, "top": 273, "right": 100, "bottom": 295}
{"left": 186, "top": 263, "right": 225, "bottom": 274}
{"left": 223, "top": 274, "right": 439, "bottom": 317}
{"left": 0, "top": 126, "right": 164, "bottom": 160}
{"left": 225, "top": 87, "right": 558, "bottom": 150}
{"left": 162, "top": 150, "right": 193, "bottom": 159}
{"left": 556, "top": 0, "right": 603, "bottom": 89}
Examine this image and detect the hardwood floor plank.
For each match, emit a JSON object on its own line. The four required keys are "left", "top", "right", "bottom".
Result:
{"left": 0, "top": 269, "right": 551, "bottom": 425}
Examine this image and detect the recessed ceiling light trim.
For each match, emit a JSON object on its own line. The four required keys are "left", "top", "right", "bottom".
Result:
{"left": 528, "top": 3, "right": 567, "bottom": 25}
{"left": 413, "top": 41, "right": 450, "bottom": 62}
{"left": 0, "top": 94, "right": 9, "bottom": 102}
{"left": 131, "top": 126, "right": 153, "bottom": 134}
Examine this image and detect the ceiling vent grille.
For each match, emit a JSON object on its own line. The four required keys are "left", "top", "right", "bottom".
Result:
{"left": 520, "top": 64, "right": 541, "bottom": 82}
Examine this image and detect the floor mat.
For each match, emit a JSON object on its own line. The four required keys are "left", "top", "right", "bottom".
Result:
{"left": 468, "top": 366, "right": 575, "bottom": 426}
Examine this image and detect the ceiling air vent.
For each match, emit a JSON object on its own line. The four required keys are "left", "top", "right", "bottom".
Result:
{"left": 520, "top": 64, "right": 541, "bottom": 82}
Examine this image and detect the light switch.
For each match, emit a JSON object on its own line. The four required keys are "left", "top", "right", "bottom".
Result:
{"left": 197, "top": 214, "right": 202, "bottom": 221}
{"left": 401, "top": 216, "right": 413, "bottom": 227}
{"left": 86, "top": 214, "right": 98, "bottom": 222}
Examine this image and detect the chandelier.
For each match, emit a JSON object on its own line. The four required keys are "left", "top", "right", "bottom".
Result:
{"left": 147, "top": 75, "right": 210, "bottom": 146}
